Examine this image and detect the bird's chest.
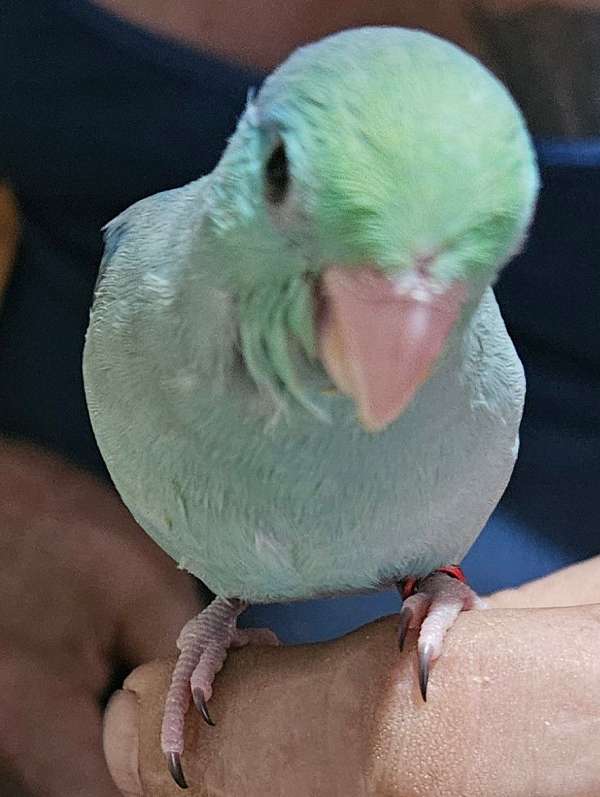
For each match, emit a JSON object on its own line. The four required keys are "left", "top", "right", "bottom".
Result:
{"left": 94, "top": 290, "right": 522, "bottom": 603}
{"left": 131, "top": 354, "right": 516, "bottom": 603}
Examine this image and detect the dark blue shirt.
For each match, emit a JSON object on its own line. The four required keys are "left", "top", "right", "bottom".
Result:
{"left": 0, "top": 0, "right": 260, "bottom": 474}
{"left": 1, "top": 0, "right": 598, "bottom": 641}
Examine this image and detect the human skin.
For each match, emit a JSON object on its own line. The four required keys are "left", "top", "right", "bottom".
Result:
{"left": 102, "top": 560, "right": 600, "bottom": 797}
{"left": 2, "top": 1, "right": 598, "bottom": 794}
{"left": 2, "top": 438, "right": 598, "bottom": 796}
{"left": 91, "top": 0, "right": 481, "bottom": 71}
{"left": 92, "top": 0, "right": 600, "bottom": 74}
{"left": 0, "top": 184, "right": 19, "bottom": 305}
{"left": 91, "top": 4, "right": 600, "bottom": 792}
{"left": 0, "top": 440, "right": 204, "bottom": 796}
{"left": 93, "top": 0, "right": 600, "bottom": 140}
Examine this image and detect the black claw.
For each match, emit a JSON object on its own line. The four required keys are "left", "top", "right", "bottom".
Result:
{"left": 397, "top": 607, "right": 412, "bottom": 652}
{"left": 167, "top": 752, "right": 188, "bottom": 790}
{"left": 193, "top": 688, "right": 216, "bottom": 726}
{"left": 418, "top": 644, "right": 434, "bottom": 702}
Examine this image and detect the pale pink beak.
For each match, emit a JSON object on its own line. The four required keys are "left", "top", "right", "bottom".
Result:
{"left": 318, "top": 265, "right": 467, "bottom": 432}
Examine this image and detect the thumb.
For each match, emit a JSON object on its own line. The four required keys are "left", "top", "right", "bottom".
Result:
{"left": 103, "top": 690, "right": 142, "bottom": 797}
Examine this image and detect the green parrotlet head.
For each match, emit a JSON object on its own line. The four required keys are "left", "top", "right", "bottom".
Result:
{"left": 203, "top": 27, "right": 539, "bottom": 431}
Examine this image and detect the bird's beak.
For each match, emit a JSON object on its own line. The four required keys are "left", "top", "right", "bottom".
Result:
{"left": 317, "top": 265, "right": 467, "bottom": 432}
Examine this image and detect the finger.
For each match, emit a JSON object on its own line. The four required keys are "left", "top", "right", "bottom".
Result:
{"left": 118, "top": 608, "right": 600, "bottom": 797}
{"left": 103, "top": 690, "right": 142, "bottom": 797}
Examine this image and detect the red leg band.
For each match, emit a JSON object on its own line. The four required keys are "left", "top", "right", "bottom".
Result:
{"left": 433, "top": 564, "right": 466, "bottom": 583}
{"left": 398, "top": 565, "right": 466, "bottom": 600}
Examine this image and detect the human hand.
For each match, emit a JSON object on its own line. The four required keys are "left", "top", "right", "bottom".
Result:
{"left": 104, "top": 561, "right": 600, "bottom": 796}
{"left": 0, "top": 440, "right": 203, "bottom": 796}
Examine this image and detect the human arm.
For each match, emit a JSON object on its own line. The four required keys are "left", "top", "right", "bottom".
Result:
{"left": 0, "top": 439, "right": 204, "bottom": 796}
{"left": 104, "top": 568, "right": 600, "bottom": 796}
{"left": 489, "top": 556, "right": 600, "bottom": 608}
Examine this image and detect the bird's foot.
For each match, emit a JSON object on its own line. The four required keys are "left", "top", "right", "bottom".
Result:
{"left": 160, "top": 596, "right": 279, "bottom": 789}
{"left": 397, "top": 565, "right": 484, "bottom": 701}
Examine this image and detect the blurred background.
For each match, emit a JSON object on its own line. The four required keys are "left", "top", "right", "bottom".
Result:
{"left": 0, "top": 0, "right": 600, "bottom": 797}
{"left": 0, "top": 3, "right": 599, "bottom": 791}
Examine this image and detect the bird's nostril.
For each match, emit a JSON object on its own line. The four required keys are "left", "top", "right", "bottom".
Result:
{"left": 414, "top": 252, "right": 437, "bottom": 277}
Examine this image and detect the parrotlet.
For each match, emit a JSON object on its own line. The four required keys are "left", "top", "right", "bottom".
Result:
{"left": 83, "top": 27, "right": 539, "bottom": 789}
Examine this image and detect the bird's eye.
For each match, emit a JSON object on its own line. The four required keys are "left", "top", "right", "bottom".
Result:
{"left": 264, "top": 139, "right": 290, "bottom": 205}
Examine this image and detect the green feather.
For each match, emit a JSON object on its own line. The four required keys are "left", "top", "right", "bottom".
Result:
{"left": 239, "top": 276, "right": 329, "bottom": 420}
{"left": 84, "top": 27, "right": 538, "bottom": 603}
{"left": 198, "top": 28, "right": 538, "bottom": 404}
